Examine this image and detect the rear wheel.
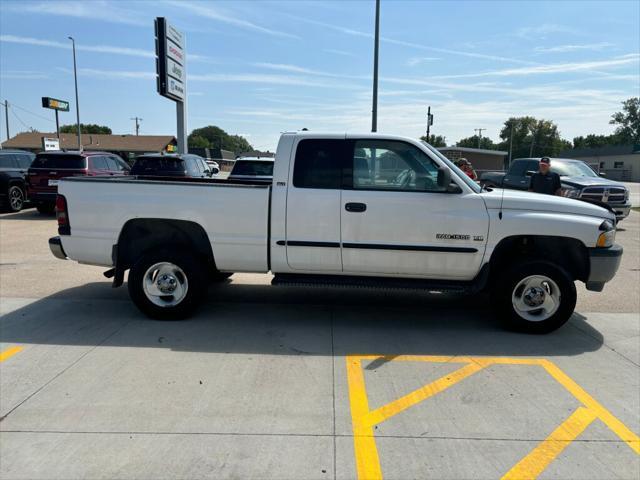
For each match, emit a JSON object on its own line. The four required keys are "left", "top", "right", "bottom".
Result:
{"left": 493, "top": 261, "right": 576, "bottom": 333}
{"left": 128, "top": 249, "right": 206, "bottom": 320}
{"left": 6, "top": 185, "right": 25, "bottom": 212}
{"left": 37, "top": 203, "right": 55, "bottom": 215}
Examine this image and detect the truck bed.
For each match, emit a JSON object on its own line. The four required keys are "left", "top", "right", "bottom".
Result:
{"left": 58, "top": 176, "right": 271, "bottom": 272}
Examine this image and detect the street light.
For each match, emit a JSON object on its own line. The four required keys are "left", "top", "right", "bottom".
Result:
{"left": 371, "top": 0, "right": 380, "bottom": 132}
{"left": 68, "top": 36, "right": 81, "bottom": 151}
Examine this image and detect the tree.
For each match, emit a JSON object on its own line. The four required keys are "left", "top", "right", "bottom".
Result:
{"left": 498, "top": 117, "right": 571, "bottom": 158}
{"left": 609, "top": 97, "right": 639, "bottom": 144}
{"left": 419, "top": 134, "right": 446, "bottom": 147}
{"left": 456, "top": 135, "right": 497, "bottom": 150}
{"left": 572, "top": 134, "right": 621, "bottom": 149}
{"left": 187, "top": 125, "right": 253, "bottom": 154}
{"left": 60, "top": 124, "right": 112, "bottom": 134}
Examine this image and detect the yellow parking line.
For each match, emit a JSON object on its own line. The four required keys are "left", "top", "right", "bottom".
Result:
{"left": 0, "top": 345, "right": 23, "bottom": 362}
{"left": 501, "top": 407, "right": 597, "bottom": 480}
{"left": 363, "top": 362, "right": 486, "bottom": 426}
{"left": 541, "top": 359, "right": 640, "bottom": 454}
{"left": 347, "top": 357, "right": 383, "bottom": 480}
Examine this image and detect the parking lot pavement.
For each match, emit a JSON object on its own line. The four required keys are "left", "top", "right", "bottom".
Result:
{"left": 622, "top": 182, "right": 640, "bottom": 207}
{"left": 1, "top": 209, "right": 639, "bottom": 479}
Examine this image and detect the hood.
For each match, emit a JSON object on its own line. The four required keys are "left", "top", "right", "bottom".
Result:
{"left": 559, "top": 175, "right": 626, "bottom": 188}
{"left": 481, "top": 188, "right": 613, "bottom": 220}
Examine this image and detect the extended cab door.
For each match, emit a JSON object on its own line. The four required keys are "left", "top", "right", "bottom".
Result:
{"left": 284, "top": 137, "right": 346, "bottom": 272}
{"left": 340, "top": 138, "right": 489, "bottom": 280}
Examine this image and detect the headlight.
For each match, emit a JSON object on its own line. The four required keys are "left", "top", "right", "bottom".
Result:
{"left": 597, "top": 220, "right": 616, "bottom": 247}
{"left": 624, "top": 189, "right": 629, "bottom": 201}
{"left": 560, "top": 186, "right": 580, "bottom": 198}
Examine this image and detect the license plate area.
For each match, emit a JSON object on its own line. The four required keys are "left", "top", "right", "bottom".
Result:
{"left": 48, "top": 179, "right": 59, "bottom": 186}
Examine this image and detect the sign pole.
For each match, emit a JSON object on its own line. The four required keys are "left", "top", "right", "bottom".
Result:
{"left": 55, "top": 110, "right": 60, "bottom": 139}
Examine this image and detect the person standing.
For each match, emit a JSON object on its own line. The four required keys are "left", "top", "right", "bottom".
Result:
{"left": 459, "top": 158, "right": 478, "bottom": 181}
{"left": 529, "top": 157, "right": 561, "bottom": 195}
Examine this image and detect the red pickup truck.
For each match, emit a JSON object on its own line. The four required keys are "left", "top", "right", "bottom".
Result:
{"left": 28, "top": 151, "right": 130, "bottom": 213}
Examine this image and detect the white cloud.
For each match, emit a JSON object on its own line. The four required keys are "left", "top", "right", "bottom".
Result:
{"left": 0, "top": 70, "right": 49, "bottom": 80}
{"left": 323, "top": 49, "right": 356, "bottom": 57}
{"left": 57, "top": 67, "right": 155, "bottom": 79}
{"left": 406, "top": 57, "right": 440, "bottom": 67}
{"left": 190, "top": 72, "right": 359, "bottom": 89}
{"left": 534, "top": 42, "right": 615, "bottom": 53}
{"left": 0, "top": 34, "right": 215, "bottom": 63}
{"left": 252, "top": 62, "right": 366, "bottom": 80}
{"left": 516, "top": 23, "right": 581, "bottom": 40}
{"left": 8, "top": 1, "right": 146, "bottom": 26}
{"left": 167, "top": 1, "right": 299, "bottom": 39}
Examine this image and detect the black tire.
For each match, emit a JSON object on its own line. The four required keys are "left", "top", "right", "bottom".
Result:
{"left": 6, "top": 185, "right": 25, "bottom": 212}
{"left": 37, "top": 203, "right": 55, "bottom": 215}
{"left": 211, "top": 271, "right": 233, "bottom": 282}
{"left": 493, "top": 260, "right": 576, "bottom": 334}
{"left": 127, "top": 248, "right": 207, "bottom": 320}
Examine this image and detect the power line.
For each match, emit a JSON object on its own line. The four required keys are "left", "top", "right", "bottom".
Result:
{"left": 10, "top": 108, "right": 31, "bottom": 130}
{"left": 9, "top": 102, "right": 55, "bottom": 123}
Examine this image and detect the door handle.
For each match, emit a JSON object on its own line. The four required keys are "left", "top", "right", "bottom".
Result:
{"left": 345, "top": 202, "right": 367, "bottom": 212}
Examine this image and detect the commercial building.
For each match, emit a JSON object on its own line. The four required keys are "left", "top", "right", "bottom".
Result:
{"left": 1, "top": 132, "right": 177, "bottom": 160}
{"left": 437, "top": 146, "right": 508, "bottom": 175}
{"left": 560, "top": 144, "right": 640, "bottom": 182}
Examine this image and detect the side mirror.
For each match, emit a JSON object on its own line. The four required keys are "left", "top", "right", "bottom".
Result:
{"left": 599, "top": 171, "right": 607, "bottom": 177}
{"left": 212, "top": 167, "right": 220, "bottom": 175}
{"left": 437, "top": 166, "right": 451, "bottom": 188}
{"left": 525, "top": 170, "right": 536, "bottom": 177}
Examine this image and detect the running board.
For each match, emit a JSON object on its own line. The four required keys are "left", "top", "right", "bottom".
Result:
{"left": 271, "top": 273, "right": 475, "bottom": 294}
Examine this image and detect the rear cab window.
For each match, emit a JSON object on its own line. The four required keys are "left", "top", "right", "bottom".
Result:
{"left": 131, "top": 156, "right": 185, "bottom": 176}
{"left": 293, "top": 140, "right": 344, "bottom": 189}
{"left": 31, "top": 154, "right": 86, "bottom": 169}
{"left": 232, "top": 160, "right": 274, "bottom": 176}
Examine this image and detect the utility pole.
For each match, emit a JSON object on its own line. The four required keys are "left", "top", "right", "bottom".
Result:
{"left": 426, "top": 106, "right": 433, "bottom": 142}
{"left": 474, "top": 128, "right": 486, "bottom": 148}
{"left": 2, "top": 100, "right": 9, "bottom": 141}
{"left": 68, "top": 36, "right": 82, "bottom": 151}
{"left": 130, "top": 117, "right": 142, "bottom": 136}
{"left": 371, "top": 0, "right": 380, "bottom": 132}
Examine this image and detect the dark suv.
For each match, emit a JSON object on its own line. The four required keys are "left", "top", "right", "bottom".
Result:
{"left": 28, "top": 151, "right": 130, "bottom": 214}
{"left": 131, "top": 154, "right": 213, "bottom": 178}
{"left": 0, "top": 149, "right": 35, "bottom": 212}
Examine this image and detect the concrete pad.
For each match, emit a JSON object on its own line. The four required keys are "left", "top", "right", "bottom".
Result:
{"left": 0, "top": 432, "right": 333, "bottom": 480}
{"left": 1, "top": 302, "right": 334, "bottom": 435}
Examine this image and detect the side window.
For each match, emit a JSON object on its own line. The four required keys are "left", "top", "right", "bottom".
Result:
{"left": 526, "top": 160, "right": 539, "bottom": 173}
{"left": 509, "top": 160, "right": 527, "bottom": 176}
{"left": 293, "top": 139, "right": 344, "bottom": 189}
{"left": 185, "top": 157, "right": 198, "bottom": 175}
{"left": 91, "top": 156, "right": 108, "bottom": 170}
{"left": 17, "top": 154, "right": 33, "bottom": 169}
{"left": 106, "top": 156, "right": 121, "bottom": 171}
{"left": 352, "top": 140, "right": 446, "bottom": 192}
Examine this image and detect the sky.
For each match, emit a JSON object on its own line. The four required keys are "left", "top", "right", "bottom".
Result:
{"left": 0, "top": 0, "right": 639, "bottom": 151}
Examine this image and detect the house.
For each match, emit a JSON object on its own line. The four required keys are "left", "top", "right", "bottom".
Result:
{"left": 560, "top": 144, "right": 640, "bottom": 182}
{"left": 1, "top": 132, "right": 177, "bottom": 160}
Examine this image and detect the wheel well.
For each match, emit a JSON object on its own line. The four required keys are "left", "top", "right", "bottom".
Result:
{"left": 489, "top": 235, "right": 589, "bottom": 282}
{"left": 116, "top": 219, "right": 215, "bottom": 273}
{"left": 8, "top": 179, "right": 26, "bottom": 192}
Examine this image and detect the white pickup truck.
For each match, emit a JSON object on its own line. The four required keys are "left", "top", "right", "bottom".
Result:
{"left": 49, "top": 132, "right": 623, "bottom": 333}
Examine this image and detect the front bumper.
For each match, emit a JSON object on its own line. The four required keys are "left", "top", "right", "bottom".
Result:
{"left": 49, "top": 236, "right": 67, "bottom": 260}
{"left": 585, "top": 243, "right": 623, "bottom": 291}
{"left": 611, "top": 203, "right": 632, "bottom": 221}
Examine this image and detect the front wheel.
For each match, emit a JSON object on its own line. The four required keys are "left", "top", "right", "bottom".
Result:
{"left": 128, "top": 249, "right": 206, "bottom": 320}
{"left": 493, "top": 261, "right": 576, "bottom": 333}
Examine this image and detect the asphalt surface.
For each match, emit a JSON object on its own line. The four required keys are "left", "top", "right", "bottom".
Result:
{"left": 1, "top": 206, "right": 639, "bottom": 479}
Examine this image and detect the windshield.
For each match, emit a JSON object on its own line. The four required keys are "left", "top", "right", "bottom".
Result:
{"left": 421, "top": 142, "right": 482, "bottom": 192}
{"left": 31, "top": 154, "right": 86, "bottom": 169}
{"left": 131, "top": 157, "right": 185, "bottom": 175}
{"left": 551, "top": 161, "right": 598, "bottom": 178}
{"left": 232, "top": 160, "right": 274, "bottom": 176}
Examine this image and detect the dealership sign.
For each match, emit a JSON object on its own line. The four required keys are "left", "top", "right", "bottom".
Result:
{"left": 41, "top": 97, "right": 69, "bottom": 111}
{"left": 155, "top": 17, "right": 185, "bottom": 102}
{"left": 42, "top": 137, "right": 60, "bottom": 151}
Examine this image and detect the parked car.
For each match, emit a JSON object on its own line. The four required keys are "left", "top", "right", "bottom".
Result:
{"left": 28, "top": 151, "right": 130, "bottom": 214}
{"left": 480, "top": 157, "right": 631, "bottom": 222}
{"left": 228, "top": 157, "right": 274, "bottom": 183}
{"left": 50, "top": 132, "right": 622, "bottom": 333}
{"left": 0, "top": 149, "right": 35, "bottom": 212}
{"left": 131, "top": 154, "right": 213, "bottom": 179}
{"left": 205, "top": 160, "right": 220, "bottom": 176}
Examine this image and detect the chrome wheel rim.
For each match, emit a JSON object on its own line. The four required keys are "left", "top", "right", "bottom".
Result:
{"left": 142, "top": 262, "right": 188, "bottom": 307}
{"left": 9, "top": 187, "right": 24, "bottom": 211}
{"left": 512, "top": 275, "right": 561, "bottom": 322}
